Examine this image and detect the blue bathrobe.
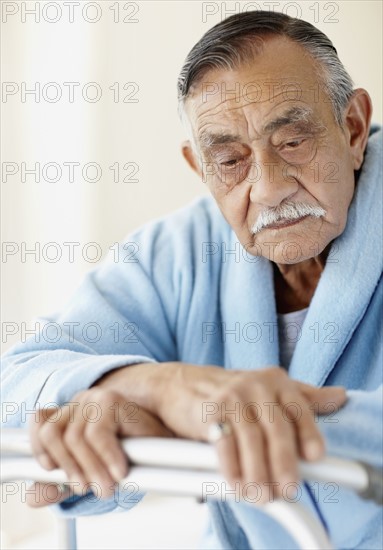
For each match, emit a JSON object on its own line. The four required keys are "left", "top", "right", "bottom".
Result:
{"left": 2, "top": 126, "right": 382, "bottom": 549}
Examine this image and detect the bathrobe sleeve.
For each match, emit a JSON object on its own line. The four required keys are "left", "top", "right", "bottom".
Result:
{"left": 1, "top": 218, "right": 186, "bottom": 515}
{"left": 1, "top": 219, "right": 181, "bottom": 429}
{"left": 319, "top": 385, "right": 383, "bottom": 469}
{"left": 1, "top": 196, "right": 227, "bottom": 516}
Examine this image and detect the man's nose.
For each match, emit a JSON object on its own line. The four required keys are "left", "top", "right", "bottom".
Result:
{"left": 248, "top": 149, "right": 299, "bottom": 207}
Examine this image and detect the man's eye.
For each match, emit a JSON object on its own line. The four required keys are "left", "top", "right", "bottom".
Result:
{"left": 220, "top": 159, "right": 241, "bottom": 167}
{"left": 284, "top": 139, "right": 305, "bottom": 149}
{"left": 277, "top": 136, "right": 317, "bottom": 165}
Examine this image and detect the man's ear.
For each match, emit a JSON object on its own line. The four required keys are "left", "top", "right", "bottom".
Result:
{"left": 344, "top": 88, "right": 373, "bottom": 170}
{"left": 181, "top": 141, "right": 202, "bottom": 178}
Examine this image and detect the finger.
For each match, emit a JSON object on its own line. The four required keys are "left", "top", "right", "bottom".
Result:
{"left": 296, "top": 383, "right": 347, "bottom": 412}
{"left": 29, "top": 408, "right": 60, "bottom": 470}
{"left": 212, "top": 424, "right": 241, "bottom": 490}
{"left": 89, "top": 425, "right": 129, "bottom": 483}
{"left": 278, "top": 390, "right": 325, "bottom": 462}
{"left": 116, "top": 404, "right": 174, "bottom": 438}
{"left": 90, "top": 403, "right": 172, "bottom": 484}
{"left": 66, "top": 396, "right": 170, "bottom": 497}
{"left": 38, "top": 407, "right": 87, "bottom": 494}
{"left": 26, "top": 482, "right": 72, "bottom": 508}
{"left": 66, "top": 422, "right": 117, "bottom": 499}
{"left": 82, "top": 394, "right": 171, "bottom": 483}
{"left": 235, "top": 419, "right": 270, "bottom": 505}
{"left": 61, "top": 394, "right": 118, "bottom": 499}
{"left": 260, "top": 399, "right": 299, "bottom": 499}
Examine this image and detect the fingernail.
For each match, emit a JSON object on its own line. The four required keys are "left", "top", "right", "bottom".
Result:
{"left": 38, "top": 453, "right": 53, "bottom": 470}
{"left": 304, "top": 439, "right": 324, "bottom": 461}
{"left": 327, "top": 386, "right": 346, "bottom": 396}
{"left": 69, "top": 475, "right": 84, "bottom": 494}
{"left": 102, "top": 481, "right": 117, "bottom": 498}
{"left": 109, "top": 464, "right": 126, "bottom": 482}
{"left": 57, "top": 484, "right": 72, "bottom": 499}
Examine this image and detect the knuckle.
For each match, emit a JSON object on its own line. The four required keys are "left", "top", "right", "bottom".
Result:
{"left": 299, "top": 422, "right": 318, "bottom": 438}
{"left": 296, "top": 396, "right": 312, "bottom": 410}
{"left": 71, "top": 390, "right": 89, "bottom": 404}
{"left": 35, "top": 407, "right": 55, "bottom": 423}
{"left": 268, "top": 421, "right": 293, "bottom": 439}
{"left": 265, "top": 365, "right": 286, "bottom": 379}
{"left": 39, "top": 420, "right": 60, "bottom": 443}
{"left": 243, "top": 425, "right": 263, "bottom": 444}
{"left": 247, "top": 474, "right": 268, "bottom": 490}
{"left": 63, "top": 427, "right": 82, "bottom": 448}
{"left": 300, "top": 414, "right": 321, "bottom": 431}
{"left": 223, "top": 382, "right": 246, "bottom": 401}
{"left": 275, "top": 445, "right": 296, "bottom": 462}
{"left": 91, "top": 388, "right": 121, "bottom": 407}
{"left": 83, "top": 422, "right": 100, "bottom": 442}
{"left": 87, "top": 387, "right": 105, "bottom": 402}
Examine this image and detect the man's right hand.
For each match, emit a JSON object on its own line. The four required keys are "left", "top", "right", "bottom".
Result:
{"left": 27, "top": 388, "right": 173, "bottom": 507}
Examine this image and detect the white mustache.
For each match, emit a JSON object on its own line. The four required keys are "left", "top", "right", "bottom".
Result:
{"left": 250, "top": 201, "right": 327, "bottom": 235}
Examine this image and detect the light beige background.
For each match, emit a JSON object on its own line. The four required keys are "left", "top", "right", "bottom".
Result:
{"left": 1, "top": 1, "right": 382, "bottom": 548}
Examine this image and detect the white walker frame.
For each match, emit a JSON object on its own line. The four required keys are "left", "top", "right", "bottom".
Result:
{"left": 1, "top": 429, "right": 382, "bottom": 550}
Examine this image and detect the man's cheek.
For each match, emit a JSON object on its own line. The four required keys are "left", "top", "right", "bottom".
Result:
{"left": 201, "top": 160, "right": 225, "bottom": 185}
{"left": 206, "top": 176, "right": 232, "bottom": 201}
{"left": 214, "top": 196, "right": 244, "bottom": 229}
{"left": 227, "top": 204, "right": 253, "bottom": 234}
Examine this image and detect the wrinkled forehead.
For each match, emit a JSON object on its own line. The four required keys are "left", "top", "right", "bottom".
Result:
{"left": 183, "top": 36, "right": 331, "bottom": 145}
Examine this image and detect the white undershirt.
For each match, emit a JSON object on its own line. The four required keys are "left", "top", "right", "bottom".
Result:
{"left": 277, "top": 307, "right": 309, "bottom": 369}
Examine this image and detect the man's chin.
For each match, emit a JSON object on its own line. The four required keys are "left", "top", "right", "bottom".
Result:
{"left": 243, "top": 236, "right": 329, "bottom": 264}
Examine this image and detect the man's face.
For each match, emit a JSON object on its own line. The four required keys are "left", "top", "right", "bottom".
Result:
{"left": 184, "top": 36, "right": 360, "bottom": 264}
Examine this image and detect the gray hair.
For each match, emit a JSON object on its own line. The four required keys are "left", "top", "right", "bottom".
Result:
{"left": 177, "top": 11, "right": 354, "bottom": 127}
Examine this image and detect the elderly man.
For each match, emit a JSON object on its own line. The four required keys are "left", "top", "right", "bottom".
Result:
{"left": 2, "top": 10, "right": 382, "bottom": 550}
